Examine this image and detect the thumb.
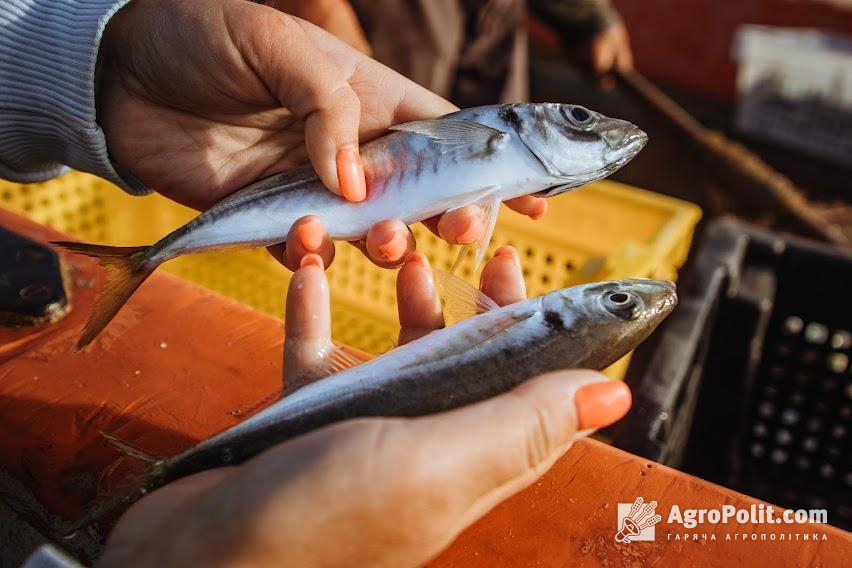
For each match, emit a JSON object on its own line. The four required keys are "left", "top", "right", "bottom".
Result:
{"left": 398, "top": 370, "right": 631, "bottom": 554}
{"left": 242, "top": 10, "right": 364, "bottom": 200}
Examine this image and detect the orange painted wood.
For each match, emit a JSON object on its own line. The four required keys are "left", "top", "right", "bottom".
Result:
{"left": 0, "top": 208, "right": 849, "bottom": 565}
{"left": 430, "top": 438, "right": 851, "bottom": 567}
{"left": 0, "top": 209, "right": 285, "bottom": 520}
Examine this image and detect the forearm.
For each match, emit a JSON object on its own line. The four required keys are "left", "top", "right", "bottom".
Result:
{"left": 0, "top": 0, "right": 146, "bottom": 194}
{"left": 528, "top": 0, "right": 621, "bottom": 43}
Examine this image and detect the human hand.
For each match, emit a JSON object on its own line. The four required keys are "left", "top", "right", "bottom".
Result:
{"left": 99, "top": 0, "right": 547, "bottom": 269}
{"left": 98, "top": 249, "right": 632, "bottom": 568}
{"left": 586, "top": 21, "right": 634, "bottom": 89}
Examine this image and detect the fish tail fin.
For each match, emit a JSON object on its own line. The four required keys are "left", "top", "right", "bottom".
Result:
{"left": 63, "top": 433, "right": 164, "bottom": 537}
{"left": 62, "top": 476, "right": 149, "bottom": 538}
{"left": 52, "top": 241, "right": 156, "bottom": 350}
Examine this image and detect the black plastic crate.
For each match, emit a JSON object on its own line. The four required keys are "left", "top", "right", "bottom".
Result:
{"left": 606, "top": 218, "right": 852, "bottom": 530}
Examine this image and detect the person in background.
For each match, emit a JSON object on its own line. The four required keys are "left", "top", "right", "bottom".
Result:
{"left": 277, "top": 0, "right": 634, "bottom": 106}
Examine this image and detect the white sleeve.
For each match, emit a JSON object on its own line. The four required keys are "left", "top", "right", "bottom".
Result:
{"left": 0, "top": 0, "right": 150, "bottom": 194}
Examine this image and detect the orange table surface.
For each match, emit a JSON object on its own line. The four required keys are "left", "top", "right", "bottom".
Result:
{"left": 0, "top": 209, "right": 849, "bottom": 566}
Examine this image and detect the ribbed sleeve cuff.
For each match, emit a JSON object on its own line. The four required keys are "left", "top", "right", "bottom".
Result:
{"left": 0, "top": 0, "right": 148, "bottom": 194}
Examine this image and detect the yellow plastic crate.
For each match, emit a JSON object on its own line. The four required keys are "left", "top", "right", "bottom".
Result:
{"left": 0, "top": 172, "right": 701, "bottom": 379}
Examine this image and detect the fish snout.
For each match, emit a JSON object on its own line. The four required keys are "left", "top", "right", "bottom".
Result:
{"left": 601, "top": 121, "right": 648, "bottom": 166}
{"left": 646, "top": 280, "right": 678, "bottom": 320}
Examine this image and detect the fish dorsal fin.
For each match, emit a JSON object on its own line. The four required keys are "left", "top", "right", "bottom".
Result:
{"left": 283, "top": 343, "right": 366, "bottom": 398}
{"left": 390, "top": 119, "right": 509, "bottom": 159}
{"left": 435, "top": 269, "right": 499, "bottom": 324}
{"left": 448, "top": 188, "right": 502, "bottom": 272}
{"left": 322, "top": 344, "right": 364, "bottom": 375}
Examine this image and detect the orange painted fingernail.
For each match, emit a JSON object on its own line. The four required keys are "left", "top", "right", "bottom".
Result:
{"left": 377, "top": 230, "right": 407, "bottom": 261}
{"left": 494, "top": 246, "right": 520, "bottom": 264}
{"left": 336, "top": 146, "right": 366, "bottom": 202}
{"left": 530, "top": 200, "right": 548, "bottom": 220}
{"left": 456, "top": 215, "right": 484, "bottom": 244}
{"left": 297, "top": 217, "right": 324, "bottom": 251}
{"left": 300, "top": 253, "right": 324, "bottom": 269}
{"left": 404, "top": 251, "right": 428, "bottom": 267}
{"left": 574, "top": 381, "right": 631, "bottom": 430}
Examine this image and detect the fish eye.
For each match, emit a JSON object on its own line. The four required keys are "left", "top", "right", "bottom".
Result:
{"left": 602, "top": 291, "right": 640, "bottom": 320}
{"left": 562, "top": 105, "right": 595, "bottom": 129}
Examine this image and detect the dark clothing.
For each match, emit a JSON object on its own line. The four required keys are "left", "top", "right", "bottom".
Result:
{"left": 351, "top": 0, "right": 620, "bottom": 106}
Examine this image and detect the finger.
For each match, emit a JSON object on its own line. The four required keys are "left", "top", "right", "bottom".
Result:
{"left": 615, "top": 28, "right": 634, "bottom": 72}
{"left": 480, "top": 246, "right": 526, "bottom": 306}
{"left": 284, "top": 216, "right": 336, "bottom": 271}
{"left": 505, "top": 196, "right": 547, "bottom": 220}
{"left": 405, "top": 371, "right": 631, "bottom": 538}
{"left": 397, "top": 252, "right": 443, "bottom": 345}
{"left": 291, "top": 18, "right": 457, "bottom": 133}
{"left": 364, "top": 220, "right": 415, "bottom": 268}
{"left": 284, "top": 255, "right": 333, "bottom": 387}
{"left": 591, "top": 35, "right": 617, "bottom": 76}
{"left": 436, "top": 206, "right": 485, "bottom": 245}
{"left": 245, "top": 12, "right": 364, "bottom": 200}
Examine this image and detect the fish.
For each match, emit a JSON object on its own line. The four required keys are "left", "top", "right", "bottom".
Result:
{"left": 67, "top": 276, "right": 676, "bottom": 532}
{"left": 54, "top": 103, "right": 647, "bottom": 349}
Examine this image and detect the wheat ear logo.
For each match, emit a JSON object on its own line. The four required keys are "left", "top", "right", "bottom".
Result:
{"left": 615, "top": 497, "right": 662, "bottom": 543}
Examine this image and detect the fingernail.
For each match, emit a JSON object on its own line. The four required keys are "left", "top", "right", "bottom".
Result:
{"left": 456, "top": 215, "right": 484, "bottom": 244}
{"left": 300, "top": 253, "right": 324, "bottom": 269}
{"left": 336, "top": 146, "right": 366, "bottom": 202}
{"left": 574, "top": 380, "right": 631, "bottom": 430}
{"left": 530, "top": 200, "right": 548, "bottom": 221}
{"left": 494, "top": 246, "right": 520, "bottom": 264}
{"left": 377, "top": 230, "right": 407, "bottom": 261}
{"left": 404, "top": 251, "right": 428, "bottom": 267}
{"left": 297, "top": 217, "right": 324, "bottom": 252}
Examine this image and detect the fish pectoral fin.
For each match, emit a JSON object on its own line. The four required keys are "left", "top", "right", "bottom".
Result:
{"left": 434, "top": 269, "right": 499, "bottom": 324}
{"left": 449, "top": 188, "right": 502, "bottom": 272}
{"left": 390, "top": 119, "right": 509, "bottom": 159}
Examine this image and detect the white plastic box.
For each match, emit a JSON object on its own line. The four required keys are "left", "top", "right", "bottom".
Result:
{"left": 734, "top": 25, "right": 852, "bottom": 168}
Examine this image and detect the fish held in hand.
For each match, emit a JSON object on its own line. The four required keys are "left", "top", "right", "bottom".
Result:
{"left": 54, "top": 103, "right": 647, "bottom": 349}
{"left": 67, "top": 277, "right": 675, "bottom": 532}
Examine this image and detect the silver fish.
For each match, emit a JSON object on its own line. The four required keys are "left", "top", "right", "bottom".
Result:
{"left": 69, "top": 277, "right": 675, "bottom": 531}
{"left": 55, "top": 103, "right": 647, "bottom": 349}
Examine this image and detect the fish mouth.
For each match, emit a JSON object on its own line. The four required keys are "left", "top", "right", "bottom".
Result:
{"left": 605, "top": 127, "right": 648, "bottom": 171}
{"left": 646, "top": 280, "right": 678, "bottom": 321}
